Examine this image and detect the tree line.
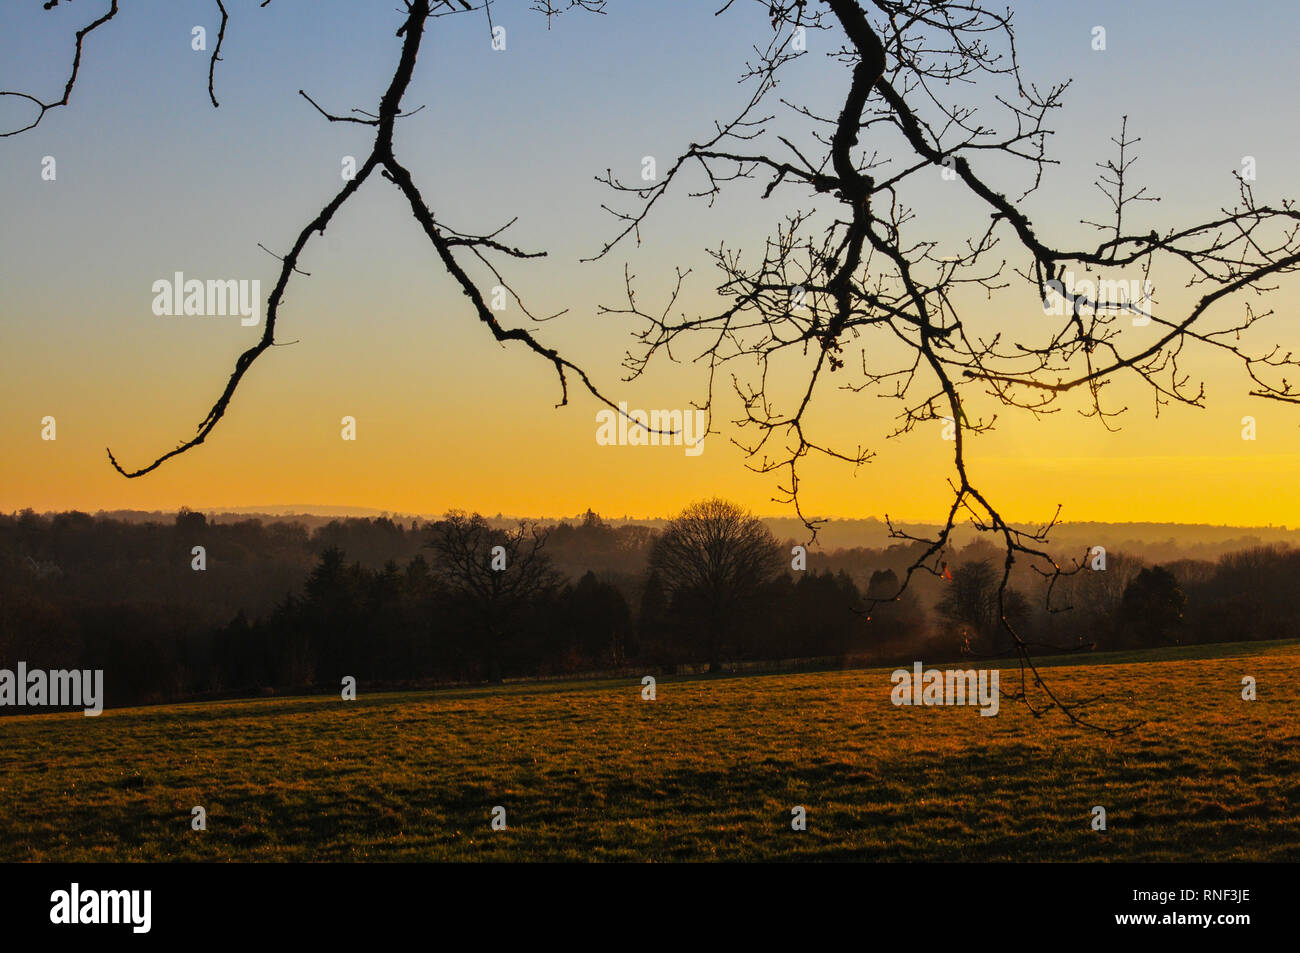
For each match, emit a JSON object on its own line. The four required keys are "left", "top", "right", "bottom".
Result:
{"left": 1, "top": 502, "right": 1294, "bottom": 710}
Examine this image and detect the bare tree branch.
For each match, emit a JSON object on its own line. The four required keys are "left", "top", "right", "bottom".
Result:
{"left": 0, "top": 0, "right": 120, "bottom": 137}
{"left": 589, "top": 0, "right": 1300, "bottom": 731}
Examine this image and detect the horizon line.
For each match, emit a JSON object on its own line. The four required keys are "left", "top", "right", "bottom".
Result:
{"left": 7, "top": 505, "right": 1298, "bottom": 534}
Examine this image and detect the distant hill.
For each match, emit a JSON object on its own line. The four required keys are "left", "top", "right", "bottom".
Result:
{"left": 52, "top": 507, "right": 1300, "bottom": 561}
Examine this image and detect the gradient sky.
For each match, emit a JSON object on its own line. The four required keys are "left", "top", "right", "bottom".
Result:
{"left": 2, "top": 0, "right": 1299, "bottom": 525}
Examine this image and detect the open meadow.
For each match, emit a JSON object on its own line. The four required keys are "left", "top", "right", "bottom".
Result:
{"left": 2, "top": 640, "right": 1297, "bottom": 862}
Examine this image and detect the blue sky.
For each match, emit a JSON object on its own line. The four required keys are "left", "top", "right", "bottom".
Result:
{"left": 2, "top": 1, "right": 1299, "bottom": 523}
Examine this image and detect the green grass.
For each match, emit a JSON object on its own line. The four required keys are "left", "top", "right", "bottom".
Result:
{"left": 2, "top": 639, "right": 1298, "bottom": 861}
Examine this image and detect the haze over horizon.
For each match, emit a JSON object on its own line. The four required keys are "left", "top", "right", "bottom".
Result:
{"left": 24, "top": 503, "right": 1300, "bottom": 537}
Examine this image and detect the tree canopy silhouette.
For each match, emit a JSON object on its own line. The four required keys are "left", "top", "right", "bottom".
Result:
{"left": 425, "top": 512, "right": 563, "bottom": 683}
{"left": 649, "top": 498, "right": 783, "bottom": 672}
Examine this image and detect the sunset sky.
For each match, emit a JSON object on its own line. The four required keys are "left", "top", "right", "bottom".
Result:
{"left": 2, "top": 0, "right": 1299, "bottom": 526}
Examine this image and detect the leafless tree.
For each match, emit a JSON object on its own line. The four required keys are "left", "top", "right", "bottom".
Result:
{"left": 935, "top": 559, "right": 1029, "bottom": 655}
{"left": 650, "top": 498, "right": 784, "bottom": 672}
{"left": 425, "top": 512, "right": 563, "bottom": 683}
{"left": 590, "top": 0, "right": 1300, "bottom": 731}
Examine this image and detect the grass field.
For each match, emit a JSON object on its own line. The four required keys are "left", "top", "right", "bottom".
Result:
{"left": 2, "top": 640, "right": 1297, "bottom": 861}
